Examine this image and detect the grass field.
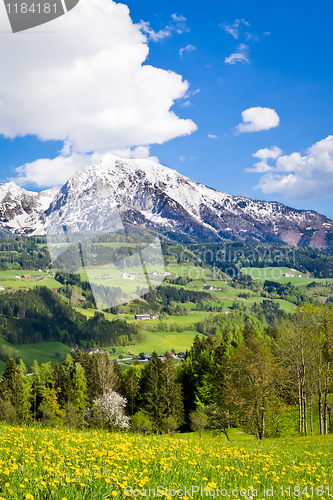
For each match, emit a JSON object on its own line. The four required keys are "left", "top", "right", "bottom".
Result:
{"left": 241, "top": 267, "right": 333, "bottom": 288}
{"left": 108, "top": 330, "right": 204, "bottom": 356}
{"left": 79, "top": 263, "right": 169, "bottom": 299}
{"left": 0, "top": 338, "right": 71, "bottom": 372}
{"left": 0, "top": 269, "right": 59, "bottom": 291}
{"left": 0, "top": 424, "right": 332, "bottom": 500}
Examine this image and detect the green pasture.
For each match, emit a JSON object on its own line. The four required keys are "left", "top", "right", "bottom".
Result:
{"left": 74, "top": 307, "right": 99, "bottom": 319}
{"left": 241, "top": 266, "right": 303, "bottom": 280}
{"left": 0, "top": 269, "right": 59, "bottom": 291}
{"left": 110, "top": 329, "right": 204, "bottom": 355}
{"left": 0, "top": 338, "right": 71, "bottom": 373}
{"left": 241, "top": 266, "right": 333, "bottom": 288}
{"left": 273, "top": 298, "right": 297, "bottom": 313}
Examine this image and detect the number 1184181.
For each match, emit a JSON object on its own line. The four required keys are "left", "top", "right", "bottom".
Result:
{"left": 280, "top": 486, "right": 330, "bottom": 497}
{"left": 5, "top": 3, "right": 57, "bottom": 14}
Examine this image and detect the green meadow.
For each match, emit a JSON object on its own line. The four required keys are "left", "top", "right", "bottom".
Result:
{"left": 0, "top": 424, "right": 332, "bottom": 500}
{"left": 112, "top": 330, "right": 204, "bottom": 356}
{"left": 0, "top": 337, "right": 71, "bottom": 371}
{"left": 0, "top": 269, "right": 59, "bottom": 291}
{"left": 241, "top": 266, "right": 333, "bottom": 288}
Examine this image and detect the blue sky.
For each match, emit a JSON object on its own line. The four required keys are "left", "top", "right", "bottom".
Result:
{"left": 0, "top": 0, "right": 333, "bottom": 217}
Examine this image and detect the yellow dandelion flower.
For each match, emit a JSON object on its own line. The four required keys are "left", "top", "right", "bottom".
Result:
{"left": 208, "top": 483, "right": 217, "bottom": 489}
{"left": 26, "top": 495, "right": 34, "bottom": 500}
{"left": 4, "top": 484, "right": 9, "bottom": 488}
{"left": 111, "top": 492, "right": 118, "bottom": 497}
{"left": 105, "top": 478, "right": 111, "bottom": 483}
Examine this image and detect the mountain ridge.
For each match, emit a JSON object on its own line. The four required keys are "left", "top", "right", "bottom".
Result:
{"left": 0, "top": 155, "right": 331, "bottom": 249}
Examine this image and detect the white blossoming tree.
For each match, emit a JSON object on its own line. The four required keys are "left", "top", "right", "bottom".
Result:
{"left": 85, "top": 389, "right": 130, "bottom": 429}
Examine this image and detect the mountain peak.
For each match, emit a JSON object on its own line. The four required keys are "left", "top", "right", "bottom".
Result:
{"left": 0, "top": 155, "right": 332, "bottom": 248}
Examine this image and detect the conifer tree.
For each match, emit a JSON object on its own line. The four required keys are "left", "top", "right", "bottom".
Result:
{"left": 31, "top": 361, "right": 53, "bottom": 421}
{"left": 178, "top": 335, "right": 226, "bottom": 420}
{"left": 73, "top": 350, "right": 98, "bottom": 403}
{"left": 122, "top": 364, "right": 143, "bottom": 415}
{"left": 140, "top": 352, "right": 185, "bottom": 432}
{"left": 58, "top": 354, "right": 74, "bottom": 406}
{"left": 141, "top": 352, "right": 168, "bottom": 431}
{"left": 0, "top": 358, "right": 30, "bottom": 422}
{"left": 163, "top": 352, "right": 184, "bottom": 429}
{"left": 73, "top": 362, "right": 88, "bottom": 412}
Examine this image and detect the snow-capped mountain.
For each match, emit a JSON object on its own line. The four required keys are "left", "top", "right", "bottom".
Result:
{"left": 0, "top": 182, "right": 58, "bottom": 236}
{"left": 0, "top": 155, "right": 332, "bottom": 249}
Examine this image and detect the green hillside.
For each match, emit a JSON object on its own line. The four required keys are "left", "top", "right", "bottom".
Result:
{"left": 0, "top": 337, "right": 71, "bottom": 371}
{"left": 109, "top": 330, "right": 204, "bottom": 356}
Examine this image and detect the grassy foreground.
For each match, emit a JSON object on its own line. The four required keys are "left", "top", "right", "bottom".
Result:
{"left": 0, "top": 425, "right": 332, "bottom": 500}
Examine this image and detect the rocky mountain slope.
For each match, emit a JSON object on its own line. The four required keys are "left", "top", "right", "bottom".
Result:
{"left": 0, "top": 155, "right": 332, "bottom": 248}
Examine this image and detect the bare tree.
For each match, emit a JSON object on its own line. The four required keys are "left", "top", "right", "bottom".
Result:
{"left": 227, "top": 333, "right": 288, "bottom": 439}
{"left": 95, "top": 354, "right": 120, "bottom": 396}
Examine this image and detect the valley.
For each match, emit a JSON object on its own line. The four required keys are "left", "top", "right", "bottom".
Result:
{"left": 1, "top": 238, "right": 333, "bottom": 374}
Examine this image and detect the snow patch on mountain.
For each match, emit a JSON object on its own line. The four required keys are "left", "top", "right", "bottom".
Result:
{"left": 0, "top": 154, "right": 331, "bottom": 248}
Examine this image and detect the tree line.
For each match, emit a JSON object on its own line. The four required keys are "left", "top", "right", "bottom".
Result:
{"left": 179, "top": 242, "right": 333, "bottom": 278}
{"left": 0, "top": 287, "right": 140, "bottom": 346}
{"left": 1, "top": 302, "right": 333, "bottom": 438}
{"left": 0, "top": 236, "right": 50, "bottom": 270}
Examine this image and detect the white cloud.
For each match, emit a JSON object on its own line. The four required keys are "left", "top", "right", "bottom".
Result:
{"left": 236, "top": 107, "right": 280, "bottom": 133}
{"left": 138, "top": 21, "right": 172, "bottom": 41}
{"left": 264, "top": 32, "right": 271, "bottom": 36}
{"left": 252, "top": 135, "right": 333, "bottom": 201}
{"left": 219, "top": 19, "right": 250, "bottom": 39}
{"left": 222, "top": 26, "right": 239, "bottom": 39}
{"left": 245, "top": 146, "right": 283, "bottom": 173}
{"left": 253, "top": 146, "right": 282, "bottom": 160}
{"left": 208, "top": 134, "right": 218, "bottom": 139}
{"left": 245, "top": 32, "right": 259, "bottom": 41}
{"left": 0, "top": 0, "right": 197, "bottom": 167}
{"left": 224, "top": 44, "right": 249, "bottom": 65}
{"left": 14, "top": 150, "right": 102, "bottom": 188}
{"left": 140, "top": 13, "right": 189, "bottom": 41}
{"left": 179, "top": 44, "right": 196, "bottom": 57}
{"left": 13, "top": 146, "right": 159, "bottom": 188}
{"left": 179, "top": 156, "right": 186, "bottom": 161}
{"left": 171, "top": 14, "right": 186, "bottom": 22}
{"left": 180, "top": 101, "right": 191, "bottom": 107}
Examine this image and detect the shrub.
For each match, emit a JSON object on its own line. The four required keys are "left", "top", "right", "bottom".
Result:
{"left": 131, "top": 411, "right": 153, "bottom": 434}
